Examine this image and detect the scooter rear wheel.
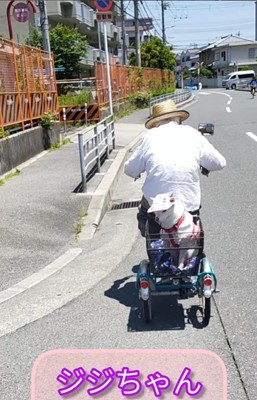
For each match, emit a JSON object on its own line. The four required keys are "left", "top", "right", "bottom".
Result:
{"left": 142, "top": 298, "right": 152, "bottom": 323}
{"left": 203, "top": 297, "right": 211, "bottom": 324}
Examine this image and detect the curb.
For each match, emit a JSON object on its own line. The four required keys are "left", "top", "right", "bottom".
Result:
{"left": 78, "top": 128, "right": 147, "bottom": 241}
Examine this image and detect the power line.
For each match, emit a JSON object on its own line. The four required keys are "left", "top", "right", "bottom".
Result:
{"left": 142, "top": 2, "right": 163, "bottom": 38}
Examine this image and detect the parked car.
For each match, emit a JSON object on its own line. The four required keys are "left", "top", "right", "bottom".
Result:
{"left": 222, "top": 70, "right": 255, "bottom": 89}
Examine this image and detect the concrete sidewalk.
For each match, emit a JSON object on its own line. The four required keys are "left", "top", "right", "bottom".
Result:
{"left": 0, "top": 108, "right": 149, "bottom": 291}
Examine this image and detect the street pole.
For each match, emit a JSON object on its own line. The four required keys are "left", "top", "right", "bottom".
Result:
{"left": 120, "top": 0, "right": 127, "bottom": 65}
{"left": 38, "top": 0, "right": 51, "bottom": 52}
{"left": 103, "top": 23, "right": 113, "bottom": 115}
{"left": 255, "top": 1, "right": 257, "bottom": 40}
{"left": 134, "top": 0, "right": 141, "bottom": 67}
{"left": 97, "top": 21, "right": 102, "bottom": 61}
{"left": 161, "top": 0, "right": 166, "bottom": 45}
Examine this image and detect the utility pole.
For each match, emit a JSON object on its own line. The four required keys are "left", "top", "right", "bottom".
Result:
{"left": 161, "top": 0, "right": 166, "bottom": 45}
{"left": 120, "top": 0, "right": 127, "bottom": 65}
{"left": 134, "top": 0, "right": 141, "bottom": 67}
{"left": 97, "top": 21, "right": 102, "bottom": 61}
{"left": 38, "top": 0, "right": 51, "bottom": 52}
{"left": 255, "top": 1, "right": 257, "bottom": 41}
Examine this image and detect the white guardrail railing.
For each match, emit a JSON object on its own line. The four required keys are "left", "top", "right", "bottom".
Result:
{"left": 149, "top": 89, "right": 192, "bottom": 115}
{"left": 78, "top": 114, "right": 115, "bottom": 192}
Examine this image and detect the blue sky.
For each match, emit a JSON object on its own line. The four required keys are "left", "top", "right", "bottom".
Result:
{"left": 125, "top": 1, "right": 256, "bottom": 52}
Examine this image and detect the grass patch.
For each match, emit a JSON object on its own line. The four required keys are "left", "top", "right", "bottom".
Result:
{"left": 58, "top": 92, "right": 91, "bottom": 107}
{"left": 0, "top": 168, "right": 21, "bottom": 186}
{"left": 75, "top": 220, "right": 85, "bottom": 236}
{"left": 49, "top": 139, "right": 70, "bottom": 152}
{"left": 74, "top": 212, "right": 88, "bottom": 239}
{"left": 114, "top": 106, "right": 136, "bottom": 121}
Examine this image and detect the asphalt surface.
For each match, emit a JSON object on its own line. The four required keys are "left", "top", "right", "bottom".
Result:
{"left": 1, "top": 89, "right": 257, "bottom": 399}
{"left": 0, "top": 109, "right": 148, "bottom": 291}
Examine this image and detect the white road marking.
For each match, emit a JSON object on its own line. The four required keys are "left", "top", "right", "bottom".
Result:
{"left": 0, "top": 248, "right": 82, "bottom": 304}
{"left": 246, "top": 132, "right": 257, "bottom": 142}
{"left": 198, "top": 90, "right": 233, "bottom": 111}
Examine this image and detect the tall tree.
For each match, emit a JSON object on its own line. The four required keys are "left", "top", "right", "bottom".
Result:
{"left": 129, "top": 37, "right": 176, "bottom": 70}
{"left": 25, "top": 24, "right": 88, "bottom": 78}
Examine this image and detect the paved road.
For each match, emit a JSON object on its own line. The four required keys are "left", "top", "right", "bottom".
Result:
{"left": 1, "top": 89, "right": 257, "bottom": 399}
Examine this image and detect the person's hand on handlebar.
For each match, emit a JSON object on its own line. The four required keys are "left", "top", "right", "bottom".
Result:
{"left": 200, "top": 166, "right": 209, "bottom": 177}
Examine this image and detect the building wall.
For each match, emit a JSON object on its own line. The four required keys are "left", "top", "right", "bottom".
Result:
{"left": 212, "top": 45, "right": 257, "bottom": 74}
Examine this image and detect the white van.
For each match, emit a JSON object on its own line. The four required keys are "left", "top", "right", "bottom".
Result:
{"left": 222, "top": 70, "right": 255, "bottom": 89}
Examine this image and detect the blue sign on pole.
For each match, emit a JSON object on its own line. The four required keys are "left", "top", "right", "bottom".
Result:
{"left": 94, "top": 0, "right": 112, "bottom": 12}
{"left": 55, "top": 67, "right": 65, "bottom": 72}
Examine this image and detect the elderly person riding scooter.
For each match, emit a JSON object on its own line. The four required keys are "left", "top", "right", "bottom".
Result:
{"left": 124, "top": 99, "right": 226, "bottom": 237}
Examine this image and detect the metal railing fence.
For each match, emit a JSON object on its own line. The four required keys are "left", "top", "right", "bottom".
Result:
{"left": 0, "top": 37, "right": 58, "bottom": 132}
{"left": 149, "top": 89, "right": 192, "bottom": 115}
{"left": 95, "top": 62, "right": 174, "bottom": 106}
{"left": 78, "top": 114, "right": 115, "bottom": 192}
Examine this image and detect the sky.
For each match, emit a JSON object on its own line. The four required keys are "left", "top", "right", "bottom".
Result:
{"left": 125, "top": 1, "right": 257, "bottom": 52}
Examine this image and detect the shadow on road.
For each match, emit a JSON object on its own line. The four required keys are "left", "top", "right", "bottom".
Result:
{"left": 104, "top": 271, "right": 209, "bottom": 332}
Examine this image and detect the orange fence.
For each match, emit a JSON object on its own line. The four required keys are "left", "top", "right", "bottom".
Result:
{"left": 0, "top": 38, "right": 58, "bottom": 132}
{"left": 95, "top": 62, "right": 174, "bottom": 106}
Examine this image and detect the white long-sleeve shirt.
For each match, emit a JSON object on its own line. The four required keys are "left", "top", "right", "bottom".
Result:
{"left": 124, "top": 121, "right": 226, "bottom": 211}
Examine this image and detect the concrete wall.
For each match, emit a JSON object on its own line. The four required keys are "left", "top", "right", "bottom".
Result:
{"left": 0, "top": 124, "right": 61, "bottom": 176}
{"left": 200, "top": 76, "right": 224, "bottom": 88}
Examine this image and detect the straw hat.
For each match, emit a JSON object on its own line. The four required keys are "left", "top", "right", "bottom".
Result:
{"left": 145, "top": 99, "right": 189, "bottom": 129}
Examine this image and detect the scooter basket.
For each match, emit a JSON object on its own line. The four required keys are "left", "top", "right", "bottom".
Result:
{"left": 146, "top": 231, "right": 204, "bottom": 277}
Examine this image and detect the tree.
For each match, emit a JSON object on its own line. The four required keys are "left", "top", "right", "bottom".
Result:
{"left": 192, "top": 63, "right": 213, "bottom": 79}
{"left": 25, "top": 27, "right": 42, "bottom": 48}
{"left": 129, "top": 37, "right": 176, "bottom": 70}
{"left": 25, "top": 24, "right": 88, "bottom": 78}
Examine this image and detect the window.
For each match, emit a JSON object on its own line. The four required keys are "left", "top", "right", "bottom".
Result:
{"left": 238, "top": 73, "right": 254, "bottom": 79}
{"left": 221, "top": 51, "right": 226, "bottom": 61}
{"left": 215, "top": 52, "right": 220, "bottom": 61}
{"left": 249, "top": 48, "right": 255, "bottom": 59}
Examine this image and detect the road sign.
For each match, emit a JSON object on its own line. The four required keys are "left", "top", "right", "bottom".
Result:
{"left": 96, "top": 12, "right": 113, "bottom": 22}
{"left": 13, "top": 2, "right": 30, "bottom": 23}
{"left": 94, "top": 0, "right": 113, "bottom": 12}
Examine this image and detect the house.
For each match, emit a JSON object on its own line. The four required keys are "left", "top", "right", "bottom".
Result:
{"left": 179, "top": 48, "right": 201, "bottom": 70}
{"left": 174, "top": 47, "right": 201, "bottom": 87}
{"left": 199, "top": 34, "right": 257, "bottom": 76}
{"left": 123, "top": 17, "right": 154, "bottom": 46}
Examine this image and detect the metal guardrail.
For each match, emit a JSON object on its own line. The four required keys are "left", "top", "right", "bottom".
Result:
{"left": 78, "top": 114, "right": 115, "bottom": 192}
{"left": 149, "top": 89, "right": 192, "bottom": 115}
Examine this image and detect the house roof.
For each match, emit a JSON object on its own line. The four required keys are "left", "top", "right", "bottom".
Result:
{"left": 201, "top": 34, "right": 255, "bottom": 51}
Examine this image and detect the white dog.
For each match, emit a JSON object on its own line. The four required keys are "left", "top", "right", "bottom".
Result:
{"left": 148, "top": 193, "right": 201, "bottom": 270}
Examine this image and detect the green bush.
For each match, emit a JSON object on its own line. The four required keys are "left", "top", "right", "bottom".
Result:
{"left": 58, "top": 92, "right": 91, "bottom": 107}
{"left": 129, "top": 91, "right": 151, "bottom": 108}
{"left": 39, "top": 112, "right": 58, "bottom": 130}
{"left": 0, "top": 127, "right": 10, "bottom": 139}
{"left": 151, "top": 87, "right": 175, "bottom": 97}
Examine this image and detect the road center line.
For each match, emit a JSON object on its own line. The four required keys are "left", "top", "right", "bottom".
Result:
{"left": 246, "top": 131, "right": 257, "bottom": 142}
{"left": 226, "top": 107, "right": 231, "bottom": 113}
